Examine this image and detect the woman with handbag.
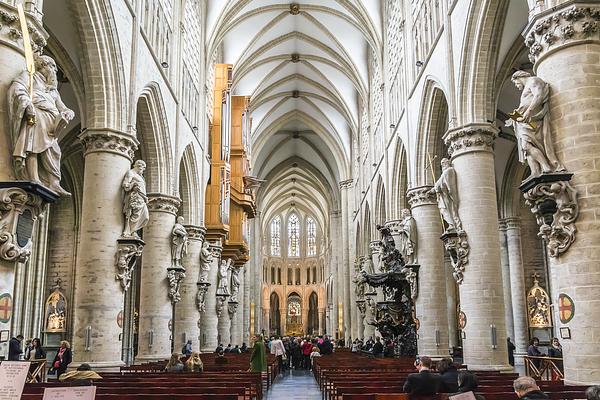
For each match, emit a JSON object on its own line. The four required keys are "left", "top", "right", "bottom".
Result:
{"left": 52, "top": 340, "right": 72, "bottom": 378}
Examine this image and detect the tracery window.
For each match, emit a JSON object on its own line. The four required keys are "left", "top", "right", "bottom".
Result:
{"left": 271, "top": 216, "right": 281, "bottom": 256}
{"left": 307, "top": 217, "right": 317, "bottom": 256}
{"left": 288, "top": 214, "right": 300, "bottom": 257}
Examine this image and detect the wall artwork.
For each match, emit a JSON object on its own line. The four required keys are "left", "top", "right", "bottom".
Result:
{"left": 44, "top": 286, "right": 66, "bottom": 332}
{"left": 527, "top": 274, "right": 552, "bottom": 328}
{"left": 0, "top": 293, "right": 12, "bottom": 324}
{"left": 558, "top": 293, "right": 575, "bottom": 324}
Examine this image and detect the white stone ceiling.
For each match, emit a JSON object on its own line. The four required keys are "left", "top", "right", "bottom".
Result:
{"left": 207, "top": 0, "right": 382, "bottom": 234}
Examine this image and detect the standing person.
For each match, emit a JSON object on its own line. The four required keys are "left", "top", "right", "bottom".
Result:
{"left": 8, "top": 335, "right": 24, "bottom": 361}
{"left": 527, "top": 337, "right": 544, "bottom": 368}
{"left": 26, "top": 337, "right": 47, "bottom": 360}
{"left": 507, "top": 337, "right": 516, "bottom": 366}
{"left": 250, "top": 335, "right": 267, "bottom": 373}
{"left": 320, "top": 336, "right": 333, "bottom": 355}
{"left": 309, "top": 346, "right": 321, "bottom": 370}
{"left": 547, "top": 337, "right": 563, "bottom": 374}
{"left": 182, "top": 340, "right": 193, "bottom": 357}
{"left": 301, "top": 338, "right": 313, "bottom": 369}
{"left": 513, "top": 376, "right": 549, "bottom": 399}
{"left": 372, "top": 337, "right": 384, "bottom": 358}
{"left": 270, "top": 336, "right": 286, "bottom": 375}
{"left": 403, "top": 356, "right": 442, "bottom": 397}
{"left": 52, "top": 340, "right": 72, "bottom": 379}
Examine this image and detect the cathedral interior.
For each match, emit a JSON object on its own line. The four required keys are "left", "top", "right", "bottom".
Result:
{"left": 0, "top": 0, "right": 599, "bottom": 396}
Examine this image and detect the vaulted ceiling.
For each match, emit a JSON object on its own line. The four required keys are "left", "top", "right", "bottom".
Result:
{"left": 207, "top": 0, "right": 382, "bottom": 236}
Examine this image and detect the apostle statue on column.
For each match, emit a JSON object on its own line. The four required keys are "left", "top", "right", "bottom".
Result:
{"left": 216, "top": 258, "right": 232, "bottom": 296}
{"left": 430, "top": 158, "right": 463, "bottom": 233}
{"left": 198, "top": 241, "right": 212, "bottom": 283}
{"left": 396, "top": 208, "right": 418, "bottom": 264}
{"left": 230, "top": 265, "right": 241, "bottom": 302}
{"left": 171, "top": 216, "right": 188, "bottom": 269}
{"left": 122, "top": 160, "right": 149, "bottom": 238}
{"left": 8, "top": 54, "right": 74, "bottom": 196}
{"left": 506, "top": 70, "right": 565, "bottom": 178}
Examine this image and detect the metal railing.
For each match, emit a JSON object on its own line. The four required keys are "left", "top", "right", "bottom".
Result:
{"left": 524, "top": 355, "right": 564, "bottom": 381}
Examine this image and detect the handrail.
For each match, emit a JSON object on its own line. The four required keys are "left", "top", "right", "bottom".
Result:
{"left": 26, "top": 358, "right": 47, "bottom": 383}
{"left": 524, "top": 355, "right": 563, "bottom": 381}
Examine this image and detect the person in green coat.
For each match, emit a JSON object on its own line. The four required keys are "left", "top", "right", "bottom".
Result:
{"left": 250, "top": 335, "right": 267, "bottom": 373}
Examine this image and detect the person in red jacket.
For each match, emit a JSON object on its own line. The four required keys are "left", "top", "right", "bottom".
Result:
{"left": 301, "top": 338, "right": 313, "bottom": 370}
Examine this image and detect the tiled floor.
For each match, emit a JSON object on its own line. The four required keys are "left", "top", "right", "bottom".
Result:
{"left": 265, "top": 369, "right": 321, "bottom": 399}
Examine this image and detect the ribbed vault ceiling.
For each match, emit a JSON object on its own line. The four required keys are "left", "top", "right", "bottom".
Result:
{"left": 207, "top": 0, "right": 382, "bottom": 236}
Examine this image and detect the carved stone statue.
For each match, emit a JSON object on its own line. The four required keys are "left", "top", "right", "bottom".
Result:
{"left": 8, "top": 55, "right": 74, "bottom": 196}
{"left": 122, "top": 160, "right": 149, "bottom": 238}
{"left": 230, "top": 265, "right": 241, "bottom": 302}
{"left": 397, "top": 209, "right": 417, "bottom": 264}
{"left": 430, "top": 158, "right": 462, "bottom": 233}
{"left": 506, "top": 70, "right": 565, "bottom": 178}
{"left": 352, "top": 264, "right": 366, "bottom": 299}
{"left": 170, "top": 216, "right": 188, "bottom": 269}
{"left": 216, "top": 258, "right": 231, "bottom": 296}
{"left": 198, "top": 241, "right": 212, "bottom": 283}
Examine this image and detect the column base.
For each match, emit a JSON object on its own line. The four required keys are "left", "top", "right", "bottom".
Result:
{"left": 513, "top": 352, "right": 526, "bottom": 366}
{"left": 69, "top": 360, "right": 126, "bottom": 372}
{"left": 464, "top": 363, "right": 514, "bottom": 372}
{"left": 135, "top": 353, "right": 171, "bottom": 363}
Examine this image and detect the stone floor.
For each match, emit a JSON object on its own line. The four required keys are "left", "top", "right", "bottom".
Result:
{"left": 265, "top": 369, "right": 321, "bottom": 400}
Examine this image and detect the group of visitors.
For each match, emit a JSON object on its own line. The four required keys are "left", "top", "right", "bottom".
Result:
{"left": 8, "top": 335, "right": 72, "bottom": 379}
{"left": 165, "top": 351, "right": 204, "bottom": 372}
{"left": 262, "top": 334, "right": 334, "bottom": 372}
{"left": 213, "top": 342, "right": 248, "bottom": 354}
{"left": 350, "top": 336, "right": 396, "bottom": 357}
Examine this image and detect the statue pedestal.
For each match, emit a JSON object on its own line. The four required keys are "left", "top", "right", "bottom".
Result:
{"left": 0, "top": 181, "right": 58, "bottom": 359}
{"left": 519, "top": 172, "right": 578, "bottom": 257}
{"left": 440, "top": 231, "right": 469, "bottom": 284}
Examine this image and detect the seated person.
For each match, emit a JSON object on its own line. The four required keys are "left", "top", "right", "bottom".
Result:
{"left": 438, "top": 358, "right": 459, "bottom": 393}
{"left": 403, "top": 356, "right": 441, "bottom": 397}
{"left": 449, "top": 371, "right": 486, "bottom": 400}
{"left": 59, "top": 363, "right": 102, "bottom": 386}
{"left": 185, "top": 352, "right": 204, "bottom": 372}
{"left": 586, "top": 386, "right": 600, "bottom": 400}
{"left": 513, "top": 376, "right": 549, "bottom": 399}
{"left": 215, "top": 350, "right": 229, "bottom": 365}
{"left": 165, "top": 353, "right": 184, "bottom": 372}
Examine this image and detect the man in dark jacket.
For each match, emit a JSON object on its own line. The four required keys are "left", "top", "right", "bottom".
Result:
{"left": 514, "top": 376, "right": 549, "bottom": 399}
{"left": 403, "top": 356, "right": 442, "bottom": 397}
{"left": 372, "top": 337, "right": 384, "bottom": 357}
{"left": 8, "top": 335, "right": 24, "bottom": 361}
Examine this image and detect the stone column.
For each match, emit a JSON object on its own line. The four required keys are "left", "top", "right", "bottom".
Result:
{"left": 444, "top": 255, "right": 459, "bottom": 349}
{"left": 505, "top": 217, "right": 528, "bottom": 363}
{"left": 525, "top": 3, "right": 600, "bottom": 383}
{"left": 217, "top": 295, "right": 231, "bottom": 345}
{"left": 498, "top": 220, "right": 515, "bottom": 341}
{"left": 229, "top": 301, "right": 240, "bottom": 345}
{"left": 136, "top": 194, "right": 180, "bottom": 362}
{"left": 407, "top": 186, "right": 450, "bottom": 357}
{"left": 243, "top": 267, "right": 250, "bottom": 345}
{"left": 174, "top": 226, "right": 205, "bottom": 353}
{"left": 72, "top": 130, "right": 138, "bottom": 368}
{"left": 444, "top": 124, "right": 510, "bottom": 370}
{"left": 339, "top": 180, "right": 353, "bottom": 343}
{"left": 200, "top": 241, "right": 221, "bottom": 352}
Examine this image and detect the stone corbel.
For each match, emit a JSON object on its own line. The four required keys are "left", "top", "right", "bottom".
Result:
{"left": 166, "top": 267, "right": 186, "bottom": 304}
{"left": 441, "top": 231, "right": 469, "bottom": 284}
{"left": 228, "top": 301, "right": 239, "bottom": 319}
{"left": 115, "top": 237, "right": 145, "bottom": 291}
{"left": 356, "top": 300, "right": 366, "bottom": 318}
{"left": 196, "top": 282, "right": 210, "bottom": 312}
{"left": 216, "top": 295, "right": 228, "bottom": 318}
{"left": 0, "top": 184, "right": 55, "bottom": 263}
{"left": 520, "top": 173, "right": 578, "bottom": 257}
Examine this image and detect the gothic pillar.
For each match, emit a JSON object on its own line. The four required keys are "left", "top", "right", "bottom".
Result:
{"left": 444, "top": 255, "right": 459, "bottom": 349}
{"left": 444, "top": 124, "right": 510, "bottom": 370}
{"left": 525, "top": 3, "right": 600, "bottom": 383}
{"left": 174, "top": 226, "right": 205, "bottom": 353}
{"left": 498, "top": 220, "right": 515, "bottom": 341}
{"left": 200, "top": 241, "right": 221, "bottom": 352}
{"left": 243, "top": 267, "right": 250, "bottom": 345}
{"left": 339, "top": 180, "right": 353, "bottom": 342}
{"left": 407, "top": 186, "right": 450, "bottom": 357}
{"left": 136, "top": 194, "right": 180, "bottom": 362}
{"left": 505, "top": 217, "right": 528, "bottom": 363}
{"left": 228, "top": 301, "right": 240, "bottom": 345}
{"left": 72, "top": 130, "right": 138, "bottom": 368}
{"left": 318, "top": 308, "right": 324, "bottom": 335}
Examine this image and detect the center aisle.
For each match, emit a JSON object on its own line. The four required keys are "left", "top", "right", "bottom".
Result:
{"left": 265, "top": 369, "right": 321, "bottom": 400}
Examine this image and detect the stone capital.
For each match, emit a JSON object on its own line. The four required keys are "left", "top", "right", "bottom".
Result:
{"left": 147, "top": 193, "right": 181, "bottom": 215}
{"left": 384, "top": 219, "right": 402, "bottom": 235}
{"left": 407, "top": 185, "right": 436, "bottom": 208}
{"left": 498, "top": 219, "right": 508, "bottom": 232}
{"left": 184, "top": 225, "right": 206, "bottom": 241}
{"left": 79, "top": 129, "right": 139, "bottom": 161}
{"left": 0, "top": 3, "right": 47, "bottom": 51}
{"left": 339, "top": 179, "right": 354, "bottom": 190}
{"left": 525, "top": 4, "right": 600, "bottom": 65}
{"left": 503, "top": 217, "right": 522, "bottom": 231}
{"left": 443, "top": 123, "right": 498, "bottom": 158}
{"left": 208, "top": 240, "right": 223, "bottom": 257}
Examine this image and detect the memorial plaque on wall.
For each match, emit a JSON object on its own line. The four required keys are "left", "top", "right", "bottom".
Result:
{"left": 16, "top": 209, "right": 34, "bottom": 247}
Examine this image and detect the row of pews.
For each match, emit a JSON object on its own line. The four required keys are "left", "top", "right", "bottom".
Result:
{"left": 20, "top": 353, "right": 278, "bottom": 400}
{"left": 313, "top": 352, "right": 590, "bottom": 400}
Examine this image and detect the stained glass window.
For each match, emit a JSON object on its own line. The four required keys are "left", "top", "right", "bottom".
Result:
{"left": 271, "top": 216, "right": 281, "bottom": 256}
{"left": 307, "top": 217, "right": 317, "bottom": 256}
{"left": 288, "top": 214, "right": 300, "bottom": 257}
